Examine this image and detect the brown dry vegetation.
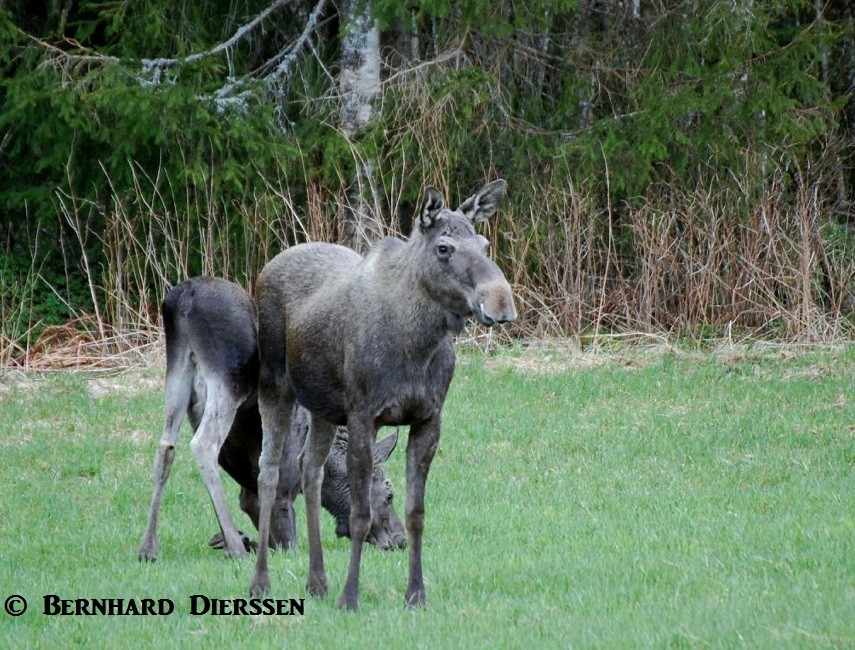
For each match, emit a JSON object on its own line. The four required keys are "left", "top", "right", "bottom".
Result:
{"left": 2, "top": 163, "right": 851, "bottom": 371}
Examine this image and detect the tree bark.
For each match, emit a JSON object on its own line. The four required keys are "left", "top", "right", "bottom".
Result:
{"left": 339, "top": 0, "right": 382, "bottom": 252}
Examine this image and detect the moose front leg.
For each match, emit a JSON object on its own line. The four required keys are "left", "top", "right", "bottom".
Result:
{"left": 301, "top": 416, "right": 337, "bottom": 598}
{"left": 249, "top": 386, "right": 294, "bottom": 596}
{"left": 403, "top": 415, "right": 441, "bottom": 608}
{"left": 337, "top": 415, "right": 378, "bottom": 611}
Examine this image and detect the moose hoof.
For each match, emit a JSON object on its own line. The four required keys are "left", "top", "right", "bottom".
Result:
{"left": 209, "top": 530, "right": 256, "bottom": 552}
{"left": 138, "top": 540, "right": 158, "bottom": 562}
{"left": 225, "top": 545, "right": 249, "bottom": 559}
{"left": 249, "top": 574, "right": 271, "bottom": 597}
{"left": 306, "top": 573, "right": 329, "bottom": 597}
{"left": 404, "top": 589, "right": 427, "bottom": 609}
{"left": 336, "top": 594, "right": 360, "bottom": 612}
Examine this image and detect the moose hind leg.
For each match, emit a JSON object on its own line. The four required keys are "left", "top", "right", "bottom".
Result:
{"left": 403, "top": 416, "right": 440, "bottom": 608}
{"left": 208, "top": 487, "right": 257, "bottom": 550}
{"left": 337, "top": 416, "right": 376, "bottom": 611}
{"left": 189, "top": 380, "right": 247, "bottom": 558}
{"left": 139, "top": 353, "right": 193, "bottom": 561}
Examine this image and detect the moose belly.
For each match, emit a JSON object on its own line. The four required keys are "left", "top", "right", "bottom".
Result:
{"left": 288, "top": 371, "right": 349, "bottom": 427}
{"left": 374, "top": 393, "right": 441, "bottom": 427}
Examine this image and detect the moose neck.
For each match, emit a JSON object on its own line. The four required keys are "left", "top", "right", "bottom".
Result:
{"left": 376, "top": 238, "right": 463, "bottom": 361}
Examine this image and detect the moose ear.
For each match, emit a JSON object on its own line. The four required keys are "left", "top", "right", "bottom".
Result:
{"left": 457, "top": 179, "right": 507, "bottom": 224}
{"left": 373, "top": 431, "right": 399, "bottom": 464}
{"left": 419, "top": 186, "right": 445, "bottom": 230}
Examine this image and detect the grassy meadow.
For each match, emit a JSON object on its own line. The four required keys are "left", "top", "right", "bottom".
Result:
{"left": 0, "top": 344, "right": 853, "bottom": 648}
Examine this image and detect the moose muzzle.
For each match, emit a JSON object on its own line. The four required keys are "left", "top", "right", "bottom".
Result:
{"left": 473, "top": 279, "right": 517, "bottom": 326}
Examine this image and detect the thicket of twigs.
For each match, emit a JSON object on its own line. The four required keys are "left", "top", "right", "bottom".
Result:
{"left": 3, "top": 140, "right": 851, "bottom": 371}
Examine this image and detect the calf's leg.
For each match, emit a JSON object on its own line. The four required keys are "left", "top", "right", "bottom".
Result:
{"left": 189, "top": 380, "right": 247, "bottom": 558}
{"left": 139, "top": 352, "right": 193, "bottom": 561}
{"left": 238, "top": 487, "right": 260, "bottom": 529}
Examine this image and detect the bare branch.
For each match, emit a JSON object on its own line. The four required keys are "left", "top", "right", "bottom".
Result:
{"left": 206, "top": 0, "right": 329, "bottom": 112}
{"left": 264, "top": 0, "right": 328, "bottom": 86}
{"left": 307, "top": 36, "right": 335, "bottom": 84}
{"left": 21, "top": 0, "right": 330, "bottom": 112}
{"left": 180, "top": 0, "right": 294, "bottom": 66}
{"left": 32, "top": 0, "right": 295, "bottom": 76}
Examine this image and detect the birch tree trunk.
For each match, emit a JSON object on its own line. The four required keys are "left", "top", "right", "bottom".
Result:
{"left": 339, "top": 0, "right": 382, "bottom": 252}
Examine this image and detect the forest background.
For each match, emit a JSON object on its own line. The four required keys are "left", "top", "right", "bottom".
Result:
{"left": 1, "top": 0, "right": 853, "bottom": 366}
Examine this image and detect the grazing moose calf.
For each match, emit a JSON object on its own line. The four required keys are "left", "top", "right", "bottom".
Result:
{"left": 215, "top": 402, "right": 406, "bottom": 551}
{"left": 249, "top": 180, "right": 516, "bottom": 610}
{"left": 138, "top": 277, "right": 405, "bottom": 562}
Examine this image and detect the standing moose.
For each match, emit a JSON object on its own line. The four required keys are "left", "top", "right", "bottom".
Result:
{"left": 138, "top": 277, "right": 406, "bottom": 562}
{"left": 249, "top": 180, "right": 516, "bottom": 610}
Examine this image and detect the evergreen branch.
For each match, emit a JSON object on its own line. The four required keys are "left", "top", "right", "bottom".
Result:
{"left": 264, "top": 0, "right": 328, "bottom": 86}
{"left": 22, "top": 0, "right": 326, "bottom": 107}
{"left": 380, "top": 48, "right": 468, "bottom": 86}
{"left": 30, "top": 0, "right": 294, "bottom": 74}
{"left": 205, "top": 0, "right": 329, "bottom": 111}
{"left": 135, "top": 0, "right": 296, "bottom": 78}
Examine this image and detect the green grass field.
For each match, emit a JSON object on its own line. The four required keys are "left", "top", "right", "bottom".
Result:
{"left": 1, "top": 344, "right": 853, "bottom": 648}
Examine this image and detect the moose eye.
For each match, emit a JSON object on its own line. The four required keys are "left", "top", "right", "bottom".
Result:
{"left": 436, "top": 239, "right": 454, "bottom": 259}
